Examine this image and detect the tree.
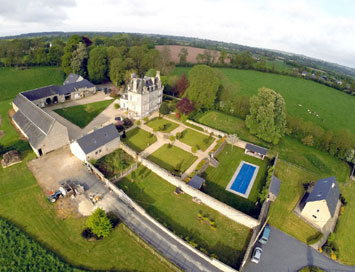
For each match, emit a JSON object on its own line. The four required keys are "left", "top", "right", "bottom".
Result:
{"left": 70, "top": 42, "right": 88, "bottom": 77}
{"left": 88, "top": 47, "right": 108, "bottom": 83}
{"left": 128, "top": 45, "right": 147, "bottom": 75}
{"left": 145, "top": 68, "right": 156, "bottom": 77}
{"left": 159, "top": 102, "right": 170, "bottom": 115}
{"left": 173, "top": 74, "right": 189, "bottom": 97}
{"left": 218, "top": 50, "right": 227, "bottom": 64}
{"left": 178, "top": 47, "right": 188, "bottom": 66}
{"left": 176, "top": 98, "right": 194, "bottom": 115}
{"left": 86, "top": 208, "right": 112, "bottom": 238}
{"left": 61, "top": 35, "right": 83, "bottom": 74}
{"left": 186, "top": 65, "right": 220, "bottom": 110}
{"left": 246, "top": 88, "right": 286, "bottom": 144}
{"left": 109, "top": 57, "right": 127, "bottom": 86}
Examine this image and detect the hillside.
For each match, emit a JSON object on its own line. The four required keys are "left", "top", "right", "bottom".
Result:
{"left": 174, "top": 67, "right": 355, "bottom": 134}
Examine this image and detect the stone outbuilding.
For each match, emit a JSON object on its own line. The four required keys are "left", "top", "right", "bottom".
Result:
{"left": 245, "top": 143, "right": 268, "bottom": 160}
{"left": 300, "top": 176, "right": 340, "bottom": 230}
{"left": 70, "top": 124, "right": 120, "bottom": 162}
{"left": 12, "top": 94, "right": 69, "bottom": 156}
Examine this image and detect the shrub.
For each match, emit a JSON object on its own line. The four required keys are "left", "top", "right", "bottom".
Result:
{"left": 195, "top": 144, "right": 200, "bottom": 150}
{"left": 159, "top": 102, "right": 170, "bottom": 115}
{"left": 169, "top": 135, "right": 175, "bottom": 142}
{"left": 327, "top": 232, "right": 335, "bottom": 243}
{"left": 191, "top": 146, "right": 197, "bottom": 153}
{"left": 143, "top": 117, "right": 149, "bottom": 123}
{"left": 306, "top": 232, "right": 323, "bottom": 245}
{"left": 176, "top": 132, "right": 182, "bottom": 139}
{"left": 175, "top": 112, "right": 181, "bottom": 119}
{"left": 114, "top": 103, "right": 119, "bottom": 109}
{"left": 136, "top": 120, "right": 141, "bottom": 126}
{"left": 86, "top": 208, "right": 113, "bottom": 238}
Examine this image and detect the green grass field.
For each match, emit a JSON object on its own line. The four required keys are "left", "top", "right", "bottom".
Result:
{"left": 174, "top": 67, "right": 355, "bottom": 134}
{"left": 148, "top": 144, "right": 197, "bottom": 173}
{"left": 0, "top": 67, "right": 65, "bottom": 101}
{"left": 54, "top": 100, "right": 113, "bottom": 128}
{"left": 178, "top": 128, "right": 214, "bottom": 151}
{"left": 117, "top": 166, "right": 251, "bottom": 268}
{"left": 202, "top": 145, "right": 268, "bottom": 217}
{"left": 123, "top": 127, "right": 157, "bottom": 152}
{"left": 145, "top": 117, "right": 179, "bottom": 133}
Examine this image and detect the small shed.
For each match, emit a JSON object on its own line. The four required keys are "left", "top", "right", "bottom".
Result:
{"left": 245, "top": 143, "right": 268, "bottom": 160}
{"left": 268, "top": 175, "right": 281, "bottom": 201}
{"left": 188, "top": 175, "right": 205, "bottom": 190}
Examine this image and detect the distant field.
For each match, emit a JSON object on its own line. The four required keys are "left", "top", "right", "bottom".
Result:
{"left": 0, "top": 67, "right": 65, "bottom": 101}
{"left": 54, "top": 100, "right": 113, "bottom": 128}
{"left": 174, "top": 67, "right": 355, "bottom": 134}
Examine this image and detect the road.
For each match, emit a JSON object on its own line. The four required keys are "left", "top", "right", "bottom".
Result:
{"left": 244, "top": 226, "right": 355, "bottom": 272}
{"left": 100, "top": 193, "right": 223, "bottom": 272}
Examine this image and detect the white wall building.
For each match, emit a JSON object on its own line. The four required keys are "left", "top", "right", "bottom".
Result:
{"left": 120, "top": 71, "right": 163, "bottom": 118}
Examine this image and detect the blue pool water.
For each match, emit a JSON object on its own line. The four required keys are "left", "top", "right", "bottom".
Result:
{"left": 230, "top": 163, "right": 256, "bottom": 194}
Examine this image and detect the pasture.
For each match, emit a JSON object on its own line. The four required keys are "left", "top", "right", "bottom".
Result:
{"left": 0, "top": 67, "right": 65, "bottom": 101}
{"left": 174, "top": 67, "right": 355, "bottom": 134}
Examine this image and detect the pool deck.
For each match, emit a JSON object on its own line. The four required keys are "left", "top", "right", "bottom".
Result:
{"left": 225, "top": 160, "right": 259, "bottom": 198}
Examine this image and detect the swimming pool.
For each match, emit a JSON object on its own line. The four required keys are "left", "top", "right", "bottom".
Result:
{"left": 226, "top": 161, "right": 259, "bottom": 198}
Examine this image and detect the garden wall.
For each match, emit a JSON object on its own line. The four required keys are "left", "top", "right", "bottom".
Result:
{"left": 186, "top": 120, "right": 226, "bottom": 138}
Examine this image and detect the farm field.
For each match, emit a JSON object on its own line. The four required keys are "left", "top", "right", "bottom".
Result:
{"left": 0, "top": 67, "right": 65, "bottom": 101}
{"left": 116, "top": 166, "right": 251, "bottom": 268}
{"left": 202, "top": 144, "right": 268, "bottom": 217}
{"left": 122, "top": 127, "right": 157, "bottom": 152}
{"left": 174, "top": 67, "right": 355, "bottom": 134}
{"left": 54, "top": 100, "right": 113, "bottom": 128}
{"left": 178, "top": 128, "right": 214, "bottom": 151}
{"left": 145, "top": 117, "right": 179, "bottom": 133}
{"left": 148, "top": 144, "right": 197, "bottom": 173}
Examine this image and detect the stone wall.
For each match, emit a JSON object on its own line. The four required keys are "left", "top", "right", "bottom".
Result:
{"left": 186, "top": 120, "right": 226, "bottom": 138}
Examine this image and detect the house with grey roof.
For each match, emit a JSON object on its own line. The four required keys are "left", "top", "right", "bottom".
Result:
{"left": 120, "top": 71, "right": 163, "bottom": 118}
{"left": 70, "top": 124, "right": 120, "bottom": 162}
{"left": 12, "top": 94, "right": 69, "bottom": 156}
{"left": 188, "top": 175, "right": 206, "bottom": 190}
{"left": 268, "top": 175, "right": 281, "bottom": 202}
{"left": 300, "top": 176, "right": 340, "bottom": 229}
{"left": 245, "top": 143, "right": 268, "bottom": 160}
{"left": 63, "top": 73, "right": 84, "bottom": 85}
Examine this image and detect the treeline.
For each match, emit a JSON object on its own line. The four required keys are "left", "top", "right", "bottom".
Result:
{"left": 0, "top": 217, "right": 82, "bottom": 271}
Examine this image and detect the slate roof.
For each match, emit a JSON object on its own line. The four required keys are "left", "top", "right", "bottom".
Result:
{"left": 245, "top": 143, "right": 268, "bottom": 155}
{"left": 126, "top": 75, "right": 161, "bottom": 94}
{"left": 269, "top": 175, "right": 281, "bottom": 197}
{"left": 188, "top": 175, "right": 205, "bottom": 190}
{"left": 306, "top": 176, "right": 340, "bottom": 217}
{"left": 21, "top": 85, "right": 59, "bottom": 101}
{"left": 63, "top": 73, "right": 82, "bottom": 85}
{"left": 76, "top": 124, "right": 120, "bottom": 155}
{"left": 57, "top": 79, "right": 95, "bottom": 95}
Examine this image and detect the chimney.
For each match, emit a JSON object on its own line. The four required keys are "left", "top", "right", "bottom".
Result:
{"left": 156, "top": 71, "right": 160, "bottom": 78}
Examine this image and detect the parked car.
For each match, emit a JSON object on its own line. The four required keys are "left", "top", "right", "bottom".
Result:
{"left": 259, "top": 225, "right": 271, "bottom": 244}
{"left": 251, "top": 247, "right": 263, "bottom": 264}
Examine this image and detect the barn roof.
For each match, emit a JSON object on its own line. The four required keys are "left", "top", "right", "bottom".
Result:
{"left": 57, "top": 79, "right": 95, "bottom": 95}
{"left": 245, "top": 143, "right": 268, "bottom": 155}
{"left": 76, "top": 124, "right": 120, "bottom": 154}
{"left": 63, "top": 73, "right": 82, "bottom": 85}
{"left": 306, "top": 176, "right": 340, "bottom": 217}
{"left": 21, "top": 85, "right": 59, "bottom": 101}
{"left": 269, "top": 175, "right": 281, "bottom": 197}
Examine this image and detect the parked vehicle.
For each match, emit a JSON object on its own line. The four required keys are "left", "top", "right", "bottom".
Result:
{"left": 251, "top": 247, "right": 263, "bottom": 264}
{"left": 259, "top": 225, "right": 271, "bottom": 244}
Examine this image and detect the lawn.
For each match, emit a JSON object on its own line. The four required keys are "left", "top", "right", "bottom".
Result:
{"left": 148, "top": 144, "right": 198, "bottom": 174}
{"left": 145, "top": 117, "right": 179, "bottom": 133}
{"left": 0, "top": 102, "right": 173, "bottom": 271}
{"left": 116, "top": 166, "right": 251, "bottom": 268}
{"left": 178, "top": 128, "right": 214, "bottom": 151}
{"left": 0, "top": 67, "right": 65, "bottom": 101}
{"left": 202, "top": 144, "right": 268, "bottom": 217}
{"left": 54, "top": 99, "right": 113, "bottom": 128}
{"left": 122, "top": 127, "right": 157, "bottom": 152}
{"left": 174, "top": 67, "right": 355, "bottom": 134}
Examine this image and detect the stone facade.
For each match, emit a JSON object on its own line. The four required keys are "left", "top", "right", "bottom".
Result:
{"left": 120, "top": 72, "right": 163, "bottom": 118}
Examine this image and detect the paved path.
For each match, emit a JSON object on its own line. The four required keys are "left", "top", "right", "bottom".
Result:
{"left": 98, "top": 192, "right": 224, "bottom": 272}
{"left": 244, "top": 226, "right": 355, "bottom": 272}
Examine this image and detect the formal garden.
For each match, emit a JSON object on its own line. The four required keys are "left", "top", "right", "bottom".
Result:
{"left": 176, "top": 128, "right": 214, "bottom": 151}
{"left": 145, "top": 117, "right": 179, "bottom": 133}
{"left": 116, "top": 166, "right": 251, "bottom": 268}
{"left": 54, "top": 99, "right": 114, "bottom": 128}
{"left": 122, "top": 127, "right": 157, "bottom": 153}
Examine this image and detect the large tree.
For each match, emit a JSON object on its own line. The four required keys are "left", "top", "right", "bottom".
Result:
{"left": 88, "top": 47, "right": 108, "bottom": 83}
{"left": 86, "top": 208, "right": 112, "bottom": 238}
{"left": 61, "top": 35, "right": 83, "bottom": 74}
{"left": 186, "top": 65, "right": 220, "bottom": 111}
{"left": 246, "top": 88, "right": 286, "bottom": 144}
{"left": 178, "top": 47, "right": 188, "bottom": 66}
{"left": 109, "top": 57, "right": 127, "bottom": 86}
{"left": 70, "top": 42, "right": 88, "bottom": 77}
{"left": 173, "top": 74, "right": 189, "bottom": 97}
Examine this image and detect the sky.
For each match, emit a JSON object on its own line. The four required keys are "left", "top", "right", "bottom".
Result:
{"left": 0, "top": 0, "right": 354, "bottom": 68}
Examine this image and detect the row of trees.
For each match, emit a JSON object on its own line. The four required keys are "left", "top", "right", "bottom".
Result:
{"left": 61, "top": 35, "right": 173, "bottom": 84}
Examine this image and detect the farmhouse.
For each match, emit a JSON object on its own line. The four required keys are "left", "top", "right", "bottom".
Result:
{"left": 70, "top": 124, "right": 120, "bottom": 162}
{"left": 245, "top": 143, "right": 268, "bottom": 160}
{"left": 12, "top": 93, "right": 69, "bottom": 156}
{"left": 268, "top": 175, "right": 281, "bottom": 202}
{"left": 120, "top": 71, "right": 163, "bottom": 118}
{"left": 300, "top": 176, "right": 340, "bottom": 229}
